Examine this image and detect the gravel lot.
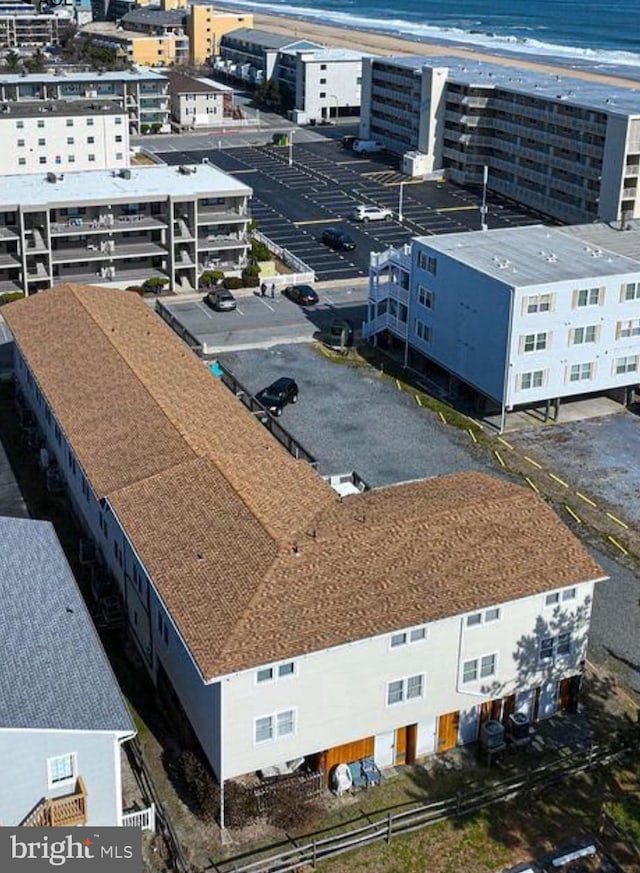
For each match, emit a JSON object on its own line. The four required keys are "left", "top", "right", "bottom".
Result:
{"left": 588, "top": 549, "right": 640, "bottom": 697}
{"left": 513, "top": 412, "right": 640, "bottom": 524}
{"left": 217, "top": 344, "right": 489, "bottom": 486}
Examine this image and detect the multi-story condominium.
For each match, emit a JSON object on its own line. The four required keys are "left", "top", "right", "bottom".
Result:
{"left": 0, "top": 2, "right": 60, "bottom": 48}
{"left": 279, "top": 48, "right": 368, "bottom": 125}
{"left": 188, "top": 5, "right": 252, "bottom": 64}
{"left": 0, "top": 100, "right": 129, "bottom": 175}
{"left": 365, "top": 225, "right": 640, "bottom": 424}
{"left": 167, "top": 71, "right": 235, "bottom": 129}
{"left": 83, "top": 20, "right": 189, "bottom": 67}
{"left": 359, "top": 55, "right": 640, "bottom": 224}
{"left": 218, "top": 28, "right": 322, "bottom": 86}
{"left": 0, "top": 164, "right": 251, "bottom": 294}
{"left": 4, "top": 284, "right": 605, "bottom": 827}
{"left": 0, "top": 69, "right": 170, "bottom": 134}
{"left": 0, "top": 515, "right": 136, "bottom": 827}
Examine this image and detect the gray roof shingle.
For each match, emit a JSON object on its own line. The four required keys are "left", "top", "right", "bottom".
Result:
{"left": 0, "top": 516, "right": 135, "bottom": 733}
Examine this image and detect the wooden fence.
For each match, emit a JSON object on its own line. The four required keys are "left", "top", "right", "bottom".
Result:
{"left": 213, "top": 740, "right": 630, "bottom": 873}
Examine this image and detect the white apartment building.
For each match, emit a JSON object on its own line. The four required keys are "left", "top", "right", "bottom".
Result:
{"left": 279, "top": 48, "right": 367, "bottom": 125}
{"left": 0, "top": 2, "right": 60, "bottom": 48}
{"left": 360, "top": 55, "right": 640, "bottom": 224}
{"left": 166, "top": 71, "right": 233, "bottom": 129}
{"left": 0, "top": 69, "right": 170, "bottom": 134}
{"left": 0, "top": 163, "right": 251, "bottom": 294}
{"left": 365, "top": 225, "right": 640, "bottom": 423}
{"left": 4, "top": 285, "right": 605, "bottom": 820}
{"left": 0, "top": 101, "right": 129, "bottom": 175}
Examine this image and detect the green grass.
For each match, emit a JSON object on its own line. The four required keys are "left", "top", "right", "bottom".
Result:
{"left": 606, "top": 796, "right": 640, "bottom": 844}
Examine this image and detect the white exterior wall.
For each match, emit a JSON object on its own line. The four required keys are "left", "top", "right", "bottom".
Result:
{"left": 171, "top": 91, "right": 225, "bottom": 128}
{"left": 508, "top": 270, "right": 640, "bottom": 406}
{"left": 416, "top": 66, "right": 447, "bottom": 167}
{"left": 2, "top": 112, "right": 130, "bottom": 175}
{"left": 0, "top": 730, "right": 124, "bottom": 826}
{"left": 221, "top": 582, "right": 595, "bottom": 779}
{"left": 298, "top": 56, "right": 363, "bottom": 122}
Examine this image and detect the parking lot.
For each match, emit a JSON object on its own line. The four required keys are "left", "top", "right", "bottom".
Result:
{"left": 161, "top": 284, "right": 367, "bottom": 352}
{"left": 156, "top": 139, "right": 544, "bottom": 281}
{"left": 217, "top": 343, "right": 489, "bottom": 486}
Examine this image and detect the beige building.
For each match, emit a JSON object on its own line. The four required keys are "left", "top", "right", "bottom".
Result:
{"left": 166, "top": 71, "right": 234, "bottom": 129}
{"left": 188, "top": 5, "right": 252, "bottom": 64}
{"left": 0, "top": 101, "right": 129, "bottom": 175}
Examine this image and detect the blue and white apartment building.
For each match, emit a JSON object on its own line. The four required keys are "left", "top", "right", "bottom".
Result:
{"left": 365, "top": 225, "right": 640, "bottom": 425}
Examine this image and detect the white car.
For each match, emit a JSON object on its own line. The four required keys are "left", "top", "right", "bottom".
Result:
{"left": 352, "top": 139, "right": 385, "bottom": 154}
{"left": 352, "top": 204, "right": 393, "bottom": 223}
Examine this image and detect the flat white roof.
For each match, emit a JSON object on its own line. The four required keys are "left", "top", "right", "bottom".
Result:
{"left": 0, "top": 68, "right": 166, "bottom": 85}
{"left": 293, "top": 48, "right": 369, "bottom": 62}
{"left": 0, "top": 164, "right": 251, "bottom": 209}
{"left": 382, "top": 55, "right": 640, "bottom": 117}
{"left": 416, "top": 225, "right": 640, "bottom": 286}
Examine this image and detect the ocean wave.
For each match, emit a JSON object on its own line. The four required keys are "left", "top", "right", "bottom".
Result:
{"left": 219, "top": 0, "right": 640, "bottom": 65}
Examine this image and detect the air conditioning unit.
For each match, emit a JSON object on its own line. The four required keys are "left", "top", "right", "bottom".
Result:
{"left": 46, "top": 172, "right": 57, "bottom": 183}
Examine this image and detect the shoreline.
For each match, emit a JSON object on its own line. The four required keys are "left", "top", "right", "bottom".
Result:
{"left": 216, "top": 4, "right": 640, "bottom": 89}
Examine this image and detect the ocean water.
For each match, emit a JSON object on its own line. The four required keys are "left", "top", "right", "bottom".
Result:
{"left": 224, "top": 0, "right": 640, "bottom": 65}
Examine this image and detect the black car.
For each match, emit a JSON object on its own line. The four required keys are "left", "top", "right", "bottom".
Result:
{"left": 321, "top": 227, "right": 356, "bottom": 251}
{"left": 284, "top": 284, "right": 319, "bottom": 306}
{"left": 255, "top": 377, "right": 299, "bottom": 417}
{"left": 203, "top": 288, "right": 237, "bottom": 312}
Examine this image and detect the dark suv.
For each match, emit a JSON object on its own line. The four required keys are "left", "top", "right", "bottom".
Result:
{"left": 255, "top": 377, "right": 299, "bottom": 417}
{"left": 321, "top": 227, "right": 356, "bottom": 251}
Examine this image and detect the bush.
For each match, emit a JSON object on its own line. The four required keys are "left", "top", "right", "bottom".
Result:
{"left": 225, "top": 782, "right": 259, "bottom": 830}
{"left": 242, "top": 264, "right": 260, "bottom": 277}
{"left": 178, "top": 751, "right": 218, "bottom": 822}
{"left": 199, "top": 269, "right": 224, "bottom": 288}
{"left": 151, "top": 123, "right": 162, "bottom": 134}
{"left": 264, "top": 778, "right": 321, "bottom": 831}
{"left": 250, "top": 239, "right": 271, "bottom": 263}
{"left": 0, "top": 291, "right": 24, "bottom": 306}
{"left": 142, "top": 277, "right": 169, "bottom": 293}
{"left": 140, "top": 124, "right": 150, "bottom": 135}
{"left": 223, "top": 276, "right": 243, "bottom": 290}
{"left": 242, "top": 273, "right": 260, "bottom": 288}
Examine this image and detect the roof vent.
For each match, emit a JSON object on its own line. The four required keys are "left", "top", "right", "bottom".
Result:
{"left": 546, "top": 253, "right": 558, "bottom": 263}
{"left": 120, "top": 169, "right": 132, "bottom": 179}
{"left": 591, "top": 249, "right": 602, "bottom": 257}
{"left": 46, "top": 172, "right": 57, "bottom": 183}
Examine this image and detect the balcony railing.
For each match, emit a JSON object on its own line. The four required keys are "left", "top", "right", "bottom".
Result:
{"left": 22, "top": 777, "right": 87, "bottom": 827}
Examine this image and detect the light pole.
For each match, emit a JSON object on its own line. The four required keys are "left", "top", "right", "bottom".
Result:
{"left": 480, "top": 164, "right": 488, "bottom": 231}
{"left": 288, "top": 129, "right": 295, "bottom": 166}
{"left": 398, "top": 181, "right": 405, "bottom": 224}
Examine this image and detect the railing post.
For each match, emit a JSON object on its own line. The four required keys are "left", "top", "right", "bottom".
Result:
{"left": 386, "top": 811, "right": 393, "bottom": 843}
{"left": 456, "top": 791, "right": 462, "bottom": 816}
{"left": 312, "top": 839, "right": 317, "bottom": 868}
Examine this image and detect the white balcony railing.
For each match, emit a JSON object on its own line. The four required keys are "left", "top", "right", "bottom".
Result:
{"left": 122, "top": 804, "right": 155, "bottom": 832}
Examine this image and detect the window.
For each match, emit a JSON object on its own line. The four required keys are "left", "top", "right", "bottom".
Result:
{"left": 115, "top": 152, "right": 123, "bottom": 160}
{"left": 319, "top": 77, "right": 326, "bottom": 84}
{"left": 87, "top": 136, "right": 95, "bottom": 144}
{"left": 115, "top": 135, "right": 122, "bottom": 142}
{"left": 540, "top": 632, "right": 571, "bottom": 661}
{"left": 39, "top": 156, "right": 47, "bottom": 164}
{"left": 390, "top": 625, "right": 427, "bottom": 647}
{"left": 616, "top": 355, "right": 639, "bottom": 374}
{"left": 467, "top": 607, "right": 501, "bottom": 626}
{"left": 572, "top": 325, "right": 597, "bottom": 345}
{"left": 87, "top": 118, "right": 94, "bottom": 126}
{"left": 47, "top": 753, "right": 76, "bottom": 789}
{"left": 254, "top": 709, "right": 296, "bottom": 743}
{"left": 319, "top": 92, "right": 326, "bottom": 98}
{"left": 617, "top": 319, "right": 640, "bottom": 338}
{"left": 69, "top": 155, "right": 75, "bottom": 163}
{"left": 37, "top": 119, "right": 44, "bottom": 128}
{"left": 415, "top": 320, "right": 432, "bottom": 342}
{"left": 525, "top": 294, "right": 552, "bottom": 314}
{"left": 569, "top": 362, "right": 593, "bottom": 382}
{"left": 417, "top": 286, "right": 434, "bottom": 309}
{"left": 17, "top": 138, "right": 24, "bottom": 147}
{"left": 523, "top": 332, "right": 547, "bottom": 352}
{"left": 67, "top": 137, "right": 74, "bottom": 145}
{"left": 88, "top": 154, "right": 95, "bottom": 162}
{"left": 115, "top": 117, "right": 122, "bottom": 125}
{"left": 387, "top": 674, "right": 424, "bottom": 705}
{"left": 256, "top": 660, "right": 295, "bottom": 683}
{"left": 38, "top": 138, "right": 45, "bottom": 146}
{"left": 66, "top": 118, "right": 73, "bottom": 127}
{"left": 545, "top": 592, "right": 560, "bottom": 606}
{"left": 16, "top": 120, "right": 23, "bottom": 129}
{"left": 462, "top": 653, "right": 497, "bottom": 683}
{"left": 562, "top": 587, "right": 576, "bottom": 601}
{"left": 575, "top": 287, "right": 601, "bottom": 307}
{"left": 520, "top": 370, "right": 545, "bottom": 390}
{"left": 18, "top": 157, "right": 25, "bottom": 166}
{"left": 320, "top": 63, "right": 327, "bottom": 70}
{"left": 623, "top": 281, "right": 640, "bottom": 301}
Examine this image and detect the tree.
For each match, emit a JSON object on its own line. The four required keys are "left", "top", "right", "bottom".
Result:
{"left": 25, "top": 49, "right": 46, "bottom": 74}
{"left": 199, "top": 270, "right": 224, "bottom": 288}
{"left": 4, "top": 50, "right": 22, "bottom": 73}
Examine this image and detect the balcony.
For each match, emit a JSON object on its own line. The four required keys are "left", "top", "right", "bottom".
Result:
{"left": 51, "top": 242, "right": 168, "bottom": 264}
{"left": 197, "top": 208, "right": 247, "bottom": 224}
{"left": 198, "top": 234, "right": 249, "bottom": 251}
{"left": 22, "top": 777, "right": 87, "bottom": 827}
{"left": 50, "top": 216, "right": 167, "bottom": 236}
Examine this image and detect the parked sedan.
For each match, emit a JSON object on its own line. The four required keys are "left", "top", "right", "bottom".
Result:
{"left": 321, "top": 227, "right": 356, "bottom": 252}
{"left": 255, "top": 377, "right": 299, "bottom": 417}
{"left": 283, "top": 284, "right": 319, "bottom": 306}
{"left": 203, "top": 288, "right": 237, "bottom": 312}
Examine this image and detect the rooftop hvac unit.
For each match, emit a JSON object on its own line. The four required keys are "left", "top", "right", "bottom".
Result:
{"left": 46, "top": 172, "right": 57, "bottom": 183}
{"left": 120, "top": 169, "right": 132, "bottom": 179}
{"left": 507, "top": 712, "right": 532, "bottom": 749}
{"left": 479, "top": 719, "right": 506, "bottom": 766}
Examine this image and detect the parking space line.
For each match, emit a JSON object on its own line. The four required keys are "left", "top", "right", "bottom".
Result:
{"left": 257, "top": 298, "right": 275, "bottom": 312}
{"left": 436, "top": 206, "right": 479, "bottom": 213}
{"left": 294, "top": 218, "right": 344, "bottom": 226}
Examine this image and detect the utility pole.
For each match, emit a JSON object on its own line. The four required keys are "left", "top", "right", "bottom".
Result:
{"left": 480, "top": 165, "right": 488, "bottom": 231}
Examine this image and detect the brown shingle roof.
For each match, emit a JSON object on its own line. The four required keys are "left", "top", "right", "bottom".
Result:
{"left": 4, "top": 285, "right": 606, "bottom": 681}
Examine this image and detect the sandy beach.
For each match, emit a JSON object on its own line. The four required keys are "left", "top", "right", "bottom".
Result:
{"left": 220, "top": 5, "right": 640, "bottom": 89}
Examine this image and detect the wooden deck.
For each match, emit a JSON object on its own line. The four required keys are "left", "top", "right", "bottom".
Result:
{"left": 22, "top": 776, "right": 87, "bottom": 827}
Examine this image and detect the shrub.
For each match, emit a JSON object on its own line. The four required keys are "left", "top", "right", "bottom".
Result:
{"left": 264, "top": 778, "right": 321, "bottom": 831}
{"left": 0, "top": 291, "right": 24, "bottom": 306}
{"left": 142, "top": 277, "right": 169, "bottom": 292}
{"left": 242, "top": 273, "right": 260, "bottom": 288}
{"left": 223, "top": 276, "right": 243, "bottom": 290}
{"left": 151, "top": 123, "right": 162, "bottom": 134}
{"left": 177, "top": 751, "right": 218, "bottom": 822}
{"left": 250, "top": 239, "right": 271, "bottom": 263}
{"left": 225, "top": 782, "right": 259, "bottom": 829}
{"left": 242, "top": 264, "right": 260, "bottom": 277}
{"left": 199, "top": 270, "right": 224, "bottom": 288}
{"left": 140, "top": 124, "right": 150, "bottom": 135}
